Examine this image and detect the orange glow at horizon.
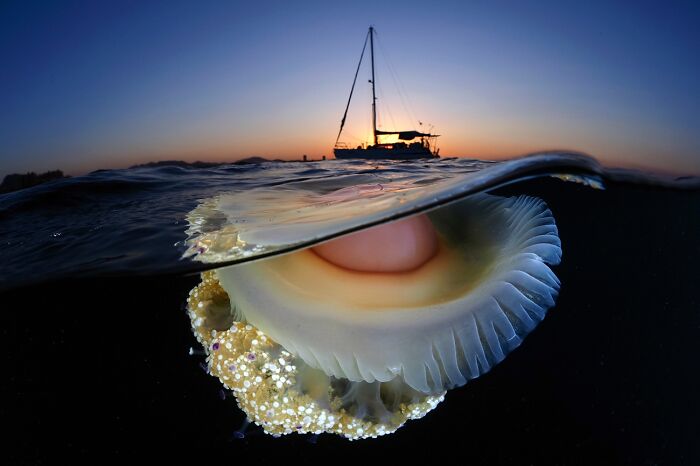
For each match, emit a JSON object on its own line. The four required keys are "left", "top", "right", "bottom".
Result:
{"left": 52, "top": 103, "right": 699, "bottom": 178}
{"left": 64, "top": 123, "right": 698, "bottom": 179}
{"left": 76, "top": 138, "right": 696, "bottom": 180}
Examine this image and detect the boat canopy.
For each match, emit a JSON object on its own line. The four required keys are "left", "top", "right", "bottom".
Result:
{"left": 375, "top": 130, "right": 438, "bottom": 141}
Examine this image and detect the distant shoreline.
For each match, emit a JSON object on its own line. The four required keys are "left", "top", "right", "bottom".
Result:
{"left": 1, "top": 156, "right": 328, "bottom": 194}
{"left": 127, "top": 155, "right": 327, "bottom": 170}
{"left": 0, "top": 170, "right": 68, "bottom": 194}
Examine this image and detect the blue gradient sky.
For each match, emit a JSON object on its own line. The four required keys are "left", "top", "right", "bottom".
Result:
{"left": 1, "top": 0, "right": 699, "bottom": 177}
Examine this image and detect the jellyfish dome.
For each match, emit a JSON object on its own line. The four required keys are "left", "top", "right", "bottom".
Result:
{"left": 185, "top": 157, "right": 567, "bottom": 439}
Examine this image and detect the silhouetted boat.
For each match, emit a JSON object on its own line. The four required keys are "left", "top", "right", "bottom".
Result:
{"left": 334, "top": 27, "right": 440, "bottom": 160}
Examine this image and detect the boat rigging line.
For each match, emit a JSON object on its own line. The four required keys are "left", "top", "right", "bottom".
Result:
{"left": 335, "top": 29, "right": 370, "bottom": 146}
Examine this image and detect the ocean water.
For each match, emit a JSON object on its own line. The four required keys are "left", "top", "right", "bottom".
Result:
{"left": 1, "top": 154, "right": 698, "bottom": 464}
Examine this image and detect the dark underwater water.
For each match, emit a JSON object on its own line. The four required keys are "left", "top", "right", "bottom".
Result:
{"left": 1, "top": 156, "right": 699, "bottom": 464}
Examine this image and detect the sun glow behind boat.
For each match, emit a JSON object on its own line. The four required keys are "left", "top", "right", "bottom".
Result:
{"left": 333, "top": 27, "right": 440, "bottom": 160}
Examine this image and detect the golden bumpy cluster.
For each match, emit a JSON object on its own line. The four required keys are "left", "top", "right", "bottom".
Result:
{"left": 187, "top": 271, "right": 444, "bottom": 440}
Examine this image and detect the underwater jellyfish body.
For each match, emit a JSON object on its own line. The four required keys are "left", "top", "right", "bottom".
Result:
{"left": 186, "top": 189, "right": 561, "bottom": 440}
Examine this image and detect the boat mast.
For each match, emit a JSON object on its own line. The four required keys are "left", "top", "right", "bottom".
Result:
{"left": 369, "top": 26, "right": 378, "bottom": 146}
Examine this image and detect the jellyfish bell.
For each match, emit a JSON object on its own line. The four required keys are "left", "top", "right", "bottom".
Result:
{"left": 185, "top": 173, "right": 562, "bottom": 439}
{"left": 214, "top": 194, "right": 560, "bottom": 392}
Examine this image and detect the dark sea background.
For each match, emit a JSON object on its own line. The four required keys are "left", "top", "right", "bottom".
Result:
{"left": 1, "top": 156, "right": 698, "bottom": 464}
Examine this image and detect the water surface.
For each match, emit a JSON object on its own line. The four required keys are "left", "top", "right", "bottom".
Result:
{"left": 1, "top": 153, "right": 698, "bottom": 463}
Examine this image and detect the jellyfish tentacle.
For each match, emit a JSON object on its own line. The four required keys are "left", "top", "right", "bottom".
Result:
{"left": 188, "top": 280, "right": 445, "bottom": 439}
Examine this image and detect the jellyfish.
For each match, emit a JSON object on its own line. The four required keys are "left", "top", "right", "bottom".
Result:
{"left": 187, "top": 191, "right": 561, "bottom": 440}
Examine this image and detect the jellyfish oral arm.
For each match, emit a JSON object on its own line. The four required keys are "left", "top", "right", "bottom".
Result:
{"left": 311, "top": 213, "right": 438, "bottom": 273}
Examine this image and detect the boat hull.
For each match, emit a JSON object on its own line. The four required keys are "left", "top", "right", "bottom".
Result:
{"left": 334, "top": 147, "right": 438, "bottom": 160}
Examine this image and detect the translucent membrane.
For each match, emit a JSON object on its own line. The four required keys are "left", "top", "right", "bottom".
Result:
{"left": 217, "top": 193, "right": 561, "bottom": 393}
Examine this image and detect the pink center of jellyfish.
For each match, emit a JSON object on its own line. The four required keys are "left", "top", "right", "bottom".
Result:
{"left": 312, "top": 213, "right": 438, "bottom": 273}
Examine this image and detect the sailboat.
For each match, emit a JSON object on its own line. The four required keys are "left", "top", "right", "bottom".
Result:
{"left": 333, "top": 27, "right": 440, "bottom": 160}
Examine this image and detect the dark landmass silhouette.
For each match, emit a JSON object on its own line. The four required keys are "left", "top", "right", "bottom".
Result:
{"left": 0, "top": 170, "right": 68, "bottom": 194}
{"left": 232, "top": 156, "right": 287, "bottom": 165}
{"left": 129, "top": 160, "right": 226, "bottom": 169}
{"left": 1, "top": 156, "right": 328, "bottom": 193}
{"left": 128, "top": 156, "right": 298, "bottom": 170}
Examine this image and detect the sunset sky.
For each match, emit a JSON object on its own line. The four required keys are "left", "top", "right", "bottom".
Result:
{"left": 1, "top": 0, "right": 699, "bottom": 177}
